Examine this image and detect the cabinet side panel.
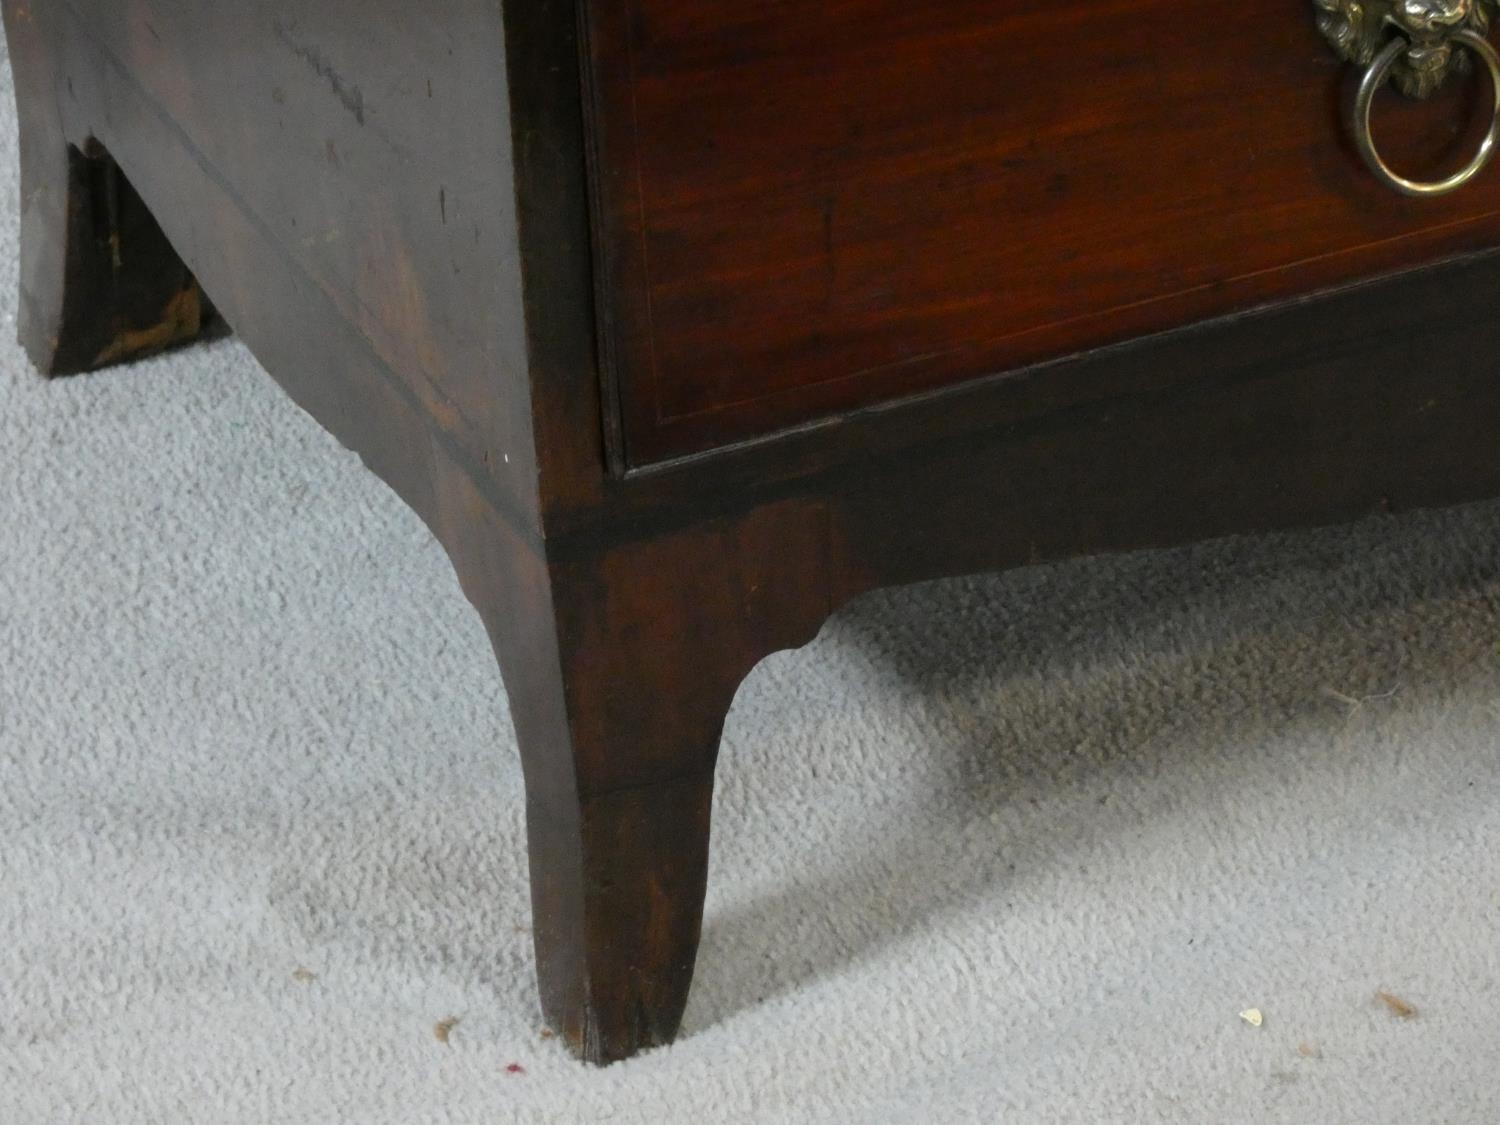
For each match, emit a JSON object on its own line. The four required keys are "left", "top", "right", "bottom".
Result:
{"left": 43, "top": 0, "right": 558, "bottom": 526}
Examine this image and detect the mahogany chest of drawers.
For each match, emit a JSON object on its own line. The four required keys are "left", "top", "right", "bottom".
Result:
{"left": 8, "top": 0, "right": 1500, "bottom": 1064}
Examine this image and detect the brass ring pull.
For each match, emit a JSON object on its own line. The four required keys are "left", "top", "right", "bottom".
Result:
{"left": 1354, "top": 28, "right": 1500, "bottom": 197}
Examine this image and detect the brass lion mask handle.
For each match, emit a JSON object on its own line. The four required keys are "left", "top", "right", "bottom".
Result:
{"left": 1316, "top": 0, "right": 1500, "bottom": 196}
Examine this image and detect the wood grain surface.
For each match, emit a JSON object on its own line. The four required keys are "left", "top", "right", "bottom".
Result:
{"left": 585, "top": 0, "right": 1500, "bottom": 463}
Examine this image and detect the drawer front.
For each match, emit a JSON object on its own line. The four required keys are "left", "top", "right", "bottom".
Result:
{"left": 584, "top": 1, "right": 1500, "bottom": 467}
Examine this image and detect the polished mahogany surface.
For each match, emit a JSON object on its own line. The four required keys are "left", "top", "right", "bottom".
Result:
{"left": 584, "top": 0, "right": 1500, "bottom": 464}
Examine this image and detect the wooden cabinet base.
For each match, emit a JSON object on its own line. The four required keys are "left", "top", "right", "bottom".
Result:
{"left": 9, "top": 0, "right": 1500, "bottom": 1065}
{"left": 439, "top": 487, "right": 833, "bottom": 1062}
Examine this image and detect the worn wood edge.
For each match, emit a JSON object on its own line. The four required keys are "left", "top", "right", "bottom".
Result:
{"left": 498, "top": 0, "right": 615, "bottom": 511}
{"left": 573, "top": 0, "right": 628, "bottom": 479}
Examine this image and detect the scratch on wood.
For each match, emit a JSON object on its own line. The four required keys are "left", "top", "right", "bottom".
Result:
{"left": 271, "top": 20, "right": 366, "bottom": 126}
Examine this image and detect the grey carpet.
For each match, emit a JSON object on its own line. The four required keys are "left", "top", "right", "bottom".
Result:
{"left": 3, "top": 41, "right": 1500, "bottom": 1125}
